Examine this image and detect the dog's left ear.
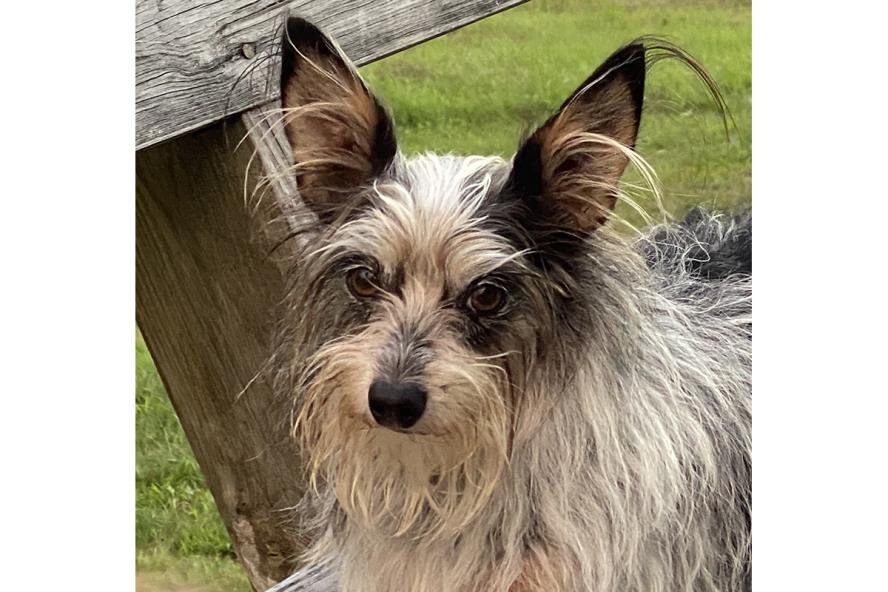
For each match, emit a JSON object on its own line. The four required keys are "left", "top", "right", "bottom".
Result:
{"left": 506, "top": 43, "right": 646, "bottom": 231}
{"left": 280, "top": 17, "right": 397, "bottom": 222}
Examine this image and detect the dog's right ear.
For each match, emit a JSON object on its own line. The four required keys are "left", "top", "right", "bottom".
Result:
{"left": 504, "top": 43, "right": 647, "bottom": 233}
{"left": 280, "top": 18, "right": 397, "bottom": 222}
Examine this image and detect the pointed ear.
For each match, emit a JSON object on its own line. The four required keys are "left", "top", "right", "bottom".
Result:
{"left": 280, "top": 18, "right": 397, "bottom": 222}
{"left": 506, "top": 43, "right": 646, "bottom": 232}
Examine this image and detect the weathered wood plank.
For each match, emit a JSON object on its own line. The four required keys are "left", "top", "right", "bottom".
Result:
{"left": 136, "top": 115, "right": 308, "bottom": 591}
{"left": 136, "top": 0, "right": 528, "bottom": 149}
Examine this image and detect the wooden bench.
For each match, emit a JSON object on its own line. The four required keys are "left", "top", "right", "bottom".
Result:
{"left": 135, "top": 1, "right": 526, "bottom": 589}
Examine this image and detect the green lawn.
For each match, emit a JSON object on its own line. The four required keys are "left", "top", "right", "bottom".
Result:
{"left": 136, "top": 1, "right": 750, "bottom": 590}
{"left": 137, "top": 331, "right": 250, "bottom": 590}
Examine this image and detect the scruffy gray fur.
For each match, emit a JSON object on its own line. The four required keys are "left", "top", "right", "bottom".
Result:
{"left": 268, "top": 18, "right": 751, "bottom": 592}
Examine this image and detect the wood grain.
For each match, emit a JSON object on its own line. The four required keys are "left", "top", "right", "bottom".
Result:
{"left": 136, "top": 0, "right": 528, "bottom": 149}
{"left": 136, "top": 117, "right": 307, "bottom": 591}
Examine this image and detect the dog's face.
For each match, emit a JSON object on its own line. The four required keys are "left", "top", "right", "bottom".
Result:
{"left": 278, "top": 18, "right": 647, "bottom": 536}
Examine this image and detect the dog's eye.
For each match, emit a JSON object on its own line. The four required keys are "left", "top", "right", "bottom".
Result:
{"left": 467, "top": 283, "right": 506, "bottom": 315}
{"left": 346, "top": 267, "right": 378, "bottom": 298}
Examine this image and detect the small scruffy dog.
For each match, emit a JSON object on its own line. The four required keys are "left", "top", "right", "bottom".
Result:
{"left": 271, "top": 17, "right": 751, "bottom": 592}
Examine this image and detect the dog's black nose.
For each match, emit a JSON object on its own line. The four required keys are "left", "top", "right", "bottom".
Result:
{"left": 368, "top": 380, "right": 427, "bottom": 429}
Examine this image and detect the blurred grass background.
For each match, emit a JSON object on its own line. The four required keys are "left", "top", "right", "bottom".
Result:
{"left": 136, "top": 1, "right": 750, "bottom": 590}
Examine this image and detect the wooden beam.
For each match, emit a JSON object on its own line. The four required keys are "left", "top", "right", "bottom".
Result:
{"left": 136, "top": 0, "right": 528, "bottom": 149}
{"left": 136, "top": 112, "right": 307, "bottom": 591}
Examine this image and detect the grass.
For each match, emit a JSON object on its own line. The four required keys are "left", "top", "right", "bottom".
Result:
{"left": 136, "top": 332, "right": 251, "bottom": 590}
{"left": 136, "top": 1, "right": 750, "bottom": 590}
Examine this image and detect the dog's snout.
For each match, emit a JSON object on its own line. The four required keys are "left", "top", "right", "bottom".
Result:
{"left": 368, "top": 380, "right": 427, "bottom": 429}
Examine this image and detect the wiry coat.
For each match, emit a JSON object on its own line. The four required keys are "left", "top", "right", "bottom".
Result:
{"left": 269, "top": 18, "right": 751, "bottom": 592}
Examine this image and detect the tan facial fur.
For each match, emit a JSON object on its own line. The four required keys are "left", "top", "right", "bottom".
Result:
{"left": 293, "top": 155, "right": 519, "bottom": 538}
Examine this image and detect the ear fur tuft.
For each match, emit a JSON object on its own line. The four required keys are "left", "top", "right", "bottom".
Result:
{"left": 505, "top": 42, "right": 647, "bottom": 232}
{"left": 280, "top": 17, "right": 397, "bottom": 222}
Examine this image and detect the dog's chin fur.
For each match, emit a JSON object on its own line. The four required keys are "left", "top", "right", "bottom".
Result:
{"left": 296, "top": 335, "right": 510, "bottom": 541}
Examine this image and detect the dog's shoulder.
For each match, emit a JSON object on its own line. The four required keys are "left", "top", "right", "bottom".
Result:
{"left": 638, "top": 206, "right": 752, "bottom": 281}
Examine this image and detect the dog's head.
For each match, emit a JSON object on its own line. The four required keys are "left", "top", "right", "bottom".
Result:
{"left": 275, "top": 17, "right": 695, "bottom": 537}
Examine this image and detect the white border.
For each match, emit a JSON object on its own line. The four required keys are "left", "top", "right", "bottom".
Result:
{"left": 754, "top": 1, "right": 888, "bottom": 590}
{"left": 0, "top": 2, "right": 134, "bottom": 590}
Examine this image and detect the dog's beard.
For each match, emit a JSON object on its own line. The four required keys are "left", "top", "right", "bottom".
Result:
{"left": 293, "top": 337, "right": 511, "bottom": 539}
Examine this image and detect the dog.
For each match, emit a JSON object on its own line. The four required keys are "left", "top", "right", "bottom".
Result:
{"left": 269, "top": 17, "right": 751, "bottom": 592}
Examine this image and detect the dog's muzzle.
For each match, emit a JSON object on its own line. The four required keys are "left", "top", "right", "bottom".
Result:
{"left": 368, "top": 380, "right": 427, "bottom": 430}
